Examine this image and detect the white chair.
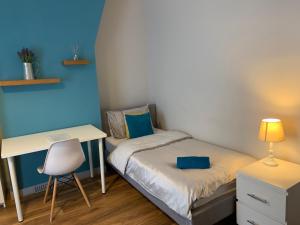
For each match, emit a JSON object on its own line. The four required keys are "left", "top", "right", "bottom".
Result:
{"left": 37, "top": 138, "right": 91, "bottom": 222}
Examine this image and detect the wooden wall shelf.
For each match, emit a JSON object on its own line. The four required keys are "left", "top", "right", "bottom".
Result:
{"left": 0, "top": 78, "right": 61, "bottom": 87}
{"left": 63, "top": 59, "right": 89, "bottom": 65}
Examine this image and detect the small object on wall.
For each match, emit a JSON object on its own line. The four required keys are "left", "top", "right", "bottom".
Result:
{"left": 73, "top": 42, "right": 80, "bottom": 61}
{"left": 63, "top": 43, "right": 89, "bottom": 66}
{"left": 17, "top": 48, "right": 35, "bottom": 80}
{"left": 0, "top": 78, "right": 61, "bottom": 87}
{"left": 63, "top": 59, "right": 89, "bottom": 66}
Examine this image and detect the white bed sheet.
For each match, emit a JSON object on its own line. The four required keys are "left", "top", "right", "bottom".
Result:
{"left": 105, "top": 136, "right": 127, "bottom": 148}
{"left": 108, "top": 130, "right": 256, "bottom": 220}
{"left": 106, "top": 132, "right": 237, "bottom": 209}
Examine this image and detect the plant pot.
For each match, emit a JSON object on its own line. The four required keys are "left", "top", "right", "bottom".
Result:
{"left": 23, "top": 63, "right": 34, "bottom": 80}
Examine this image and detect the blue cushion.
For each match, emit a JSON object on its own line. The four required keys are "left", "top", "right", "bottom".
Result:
{"left": 176, "top": 156, "right": 211, "bottom": 169}
{"left": 125, "top": 112, "right": 154, "bottom": 139}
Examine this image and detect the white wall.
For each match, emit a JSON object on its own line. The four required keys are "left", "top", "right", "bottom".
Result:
{"left": 96, "top": 0, "right": 300, "bottom": 164}
{"left": 96, "top": 0, "right": 149, "bottom": 110}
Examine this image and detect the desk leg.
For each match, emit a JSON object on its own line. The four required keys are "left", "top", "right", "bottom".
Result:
{"left": 87, "top": 141, "right": 94, "bottom": 178}
{"left": 7, "top": 157, "right": 23, "bottom": 222}
{"left": 98, "top": 139, "right": 105, "bottom": 194}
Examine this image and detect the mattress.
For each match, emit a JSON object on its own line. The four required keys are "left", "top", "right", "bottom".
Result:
{"left": 192, "top": 179, "right": 235, "bottom": 209}
{"left": 124, "top": 138, "right": 255, "bottom": 219}
{"left": 106, "top": 135, "right": 236, "bottom": 209}
{"left": 105, "top": 129, "right": 164, "bottom": 153}
{"left": 111, "top": 162, "right": 236, "bottom": 225}
{"left": 105, "top": 136, "right": 127, "bottom": 153}
{"left": 107, "top": 131, "right": 256, "bottom": 220}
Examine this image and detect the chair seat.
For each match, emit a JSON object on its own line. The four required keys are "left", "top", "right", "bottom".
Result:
{"left": 37, "top": 166, "right": 43, "bottom": 174}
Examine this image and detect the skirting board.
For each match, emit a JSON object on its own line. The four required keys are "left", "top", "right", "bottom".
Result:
{"left": 10, "top": 167, "right": 100, "bottom": 199}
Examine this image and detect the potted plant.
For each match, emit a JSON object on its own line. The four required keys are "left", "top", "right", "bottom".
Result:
{"left": 17, "top": 48, "right": 35, "bottom": 80}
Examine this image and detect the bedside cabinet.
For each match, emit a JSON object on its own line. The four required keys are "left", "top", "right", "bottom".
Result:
{"left": 236, "top": 158, "right": 300, "bottom": 225}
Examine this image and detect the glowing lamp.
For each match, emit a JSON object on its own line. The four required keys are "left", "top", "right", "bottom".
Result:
{"left": 258, "top": 118, "right": 285, "bottom": 166}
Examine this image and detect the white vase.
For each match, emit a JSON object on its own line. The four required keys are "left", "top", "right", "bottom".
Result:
{"left": 23, "top": 63, "right": 34, "bottom": 80}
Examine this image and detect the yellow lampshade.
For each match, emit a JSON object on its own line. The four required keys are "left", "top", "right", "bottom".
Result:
{"left": 258, "top": 118, "right": 285, "bottom": 142}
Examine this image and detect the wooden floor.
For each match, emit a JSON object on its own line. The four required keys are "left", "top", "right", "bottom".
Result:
{"left": 0, "top": 174, "right": 236, "bottom": 225}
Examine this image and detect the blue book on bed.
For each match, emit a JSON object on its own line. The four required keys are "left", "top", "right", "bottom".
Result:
{"left": 176, "top": 156, "right": 210, "bottom": 169}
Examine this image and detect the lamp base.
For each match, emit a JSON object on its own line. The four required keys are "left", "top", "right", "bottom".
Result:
{"left": 263, "top": 157, "right": 278, "bottom": 167}
{"left": 263, "top": 142, "right": 278, "bottom": 167}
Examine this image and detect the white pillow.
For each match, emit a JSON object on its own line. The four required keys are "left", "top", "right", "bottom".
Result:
{"left": 107, "top": 105, "right": 149, "bottom": 139}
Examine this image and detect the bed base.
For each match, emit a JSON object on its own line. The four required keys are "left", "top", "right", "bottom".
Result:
{"left": 108, "top": 163, "right": 236, "bottom": 225}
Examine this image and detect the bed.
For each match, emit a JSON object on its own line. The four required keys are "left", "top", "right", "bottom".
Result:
{"left": 103, "top": 106, "right": 256, "bottom": 225}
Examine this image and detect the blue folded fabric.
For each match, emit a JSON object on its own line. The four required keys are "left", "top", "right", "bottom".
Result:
{"left": 125, "top": 112, "right": 154, "bottom": 139}
{"left": 176, "top": 156, "right": 210, "bottom": 169}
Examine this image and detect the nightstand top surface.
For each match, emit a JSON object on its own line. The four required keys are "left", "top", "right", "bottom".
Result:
{"left": 238, "top": 158, "right": 300, "bottom": 190}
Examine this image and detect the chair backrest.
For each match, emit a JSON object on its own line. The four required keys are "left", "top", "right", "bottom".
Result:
{"left": 43, "top": 138, "right": 86, "bottom": 176}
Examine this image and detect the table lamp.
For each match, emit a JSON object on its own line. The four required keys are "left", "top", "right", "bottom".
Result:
{"left": 258, "top": 118, "right": 285, "bottom": 166}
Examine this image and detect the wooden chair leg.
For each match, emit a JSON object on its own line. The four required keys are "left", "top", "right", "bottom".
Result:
{"left": 44, "top": 176, "right": 52, "bottom": 204}
{"left": 50, "top": 177, "right": 58, "bottom": 223}
{"left": 73, "top": 173, "right": 91, "bottom": 208}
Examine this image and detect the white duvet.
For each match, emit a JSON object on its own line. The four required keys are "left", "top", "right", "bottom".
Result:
{"left": 108, "top": 130, "right": 255, "bottom": 220}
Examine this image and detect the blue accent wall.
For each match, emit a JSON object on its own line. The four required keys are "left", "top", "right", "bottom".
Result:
{"left": 0, "top": 0, "right": 105, "bottom": 189}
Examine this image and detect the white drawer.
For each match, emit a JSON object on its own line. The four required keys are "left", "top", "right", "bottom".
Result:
{"left": 237, "top": 174, "right": 286, "bottom": 223}
{"left": 237, "top": 202, "right": 283, "bottom": 225}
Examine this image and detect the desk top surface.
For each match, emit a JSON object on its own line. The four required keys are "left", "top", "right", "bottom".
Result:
{"left": 1, "top": 125, "right": 107, "bottom": 158}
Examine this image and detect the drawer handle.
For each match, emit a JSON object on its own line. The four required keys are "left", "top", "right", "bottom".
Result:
{"left": 247, "top": 219, "right": 259, "bottom": 225}
{"left": 247, "top": 193, "right": 269, "bottom": 204}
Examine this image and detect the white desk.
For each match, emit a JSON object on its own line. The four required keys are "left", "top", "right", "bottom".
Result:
{"left": 0, "top": 169, "right": 5, "bottom": 208}
{"left": 1, "top": 124, "right": 107, "bottom": 222}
